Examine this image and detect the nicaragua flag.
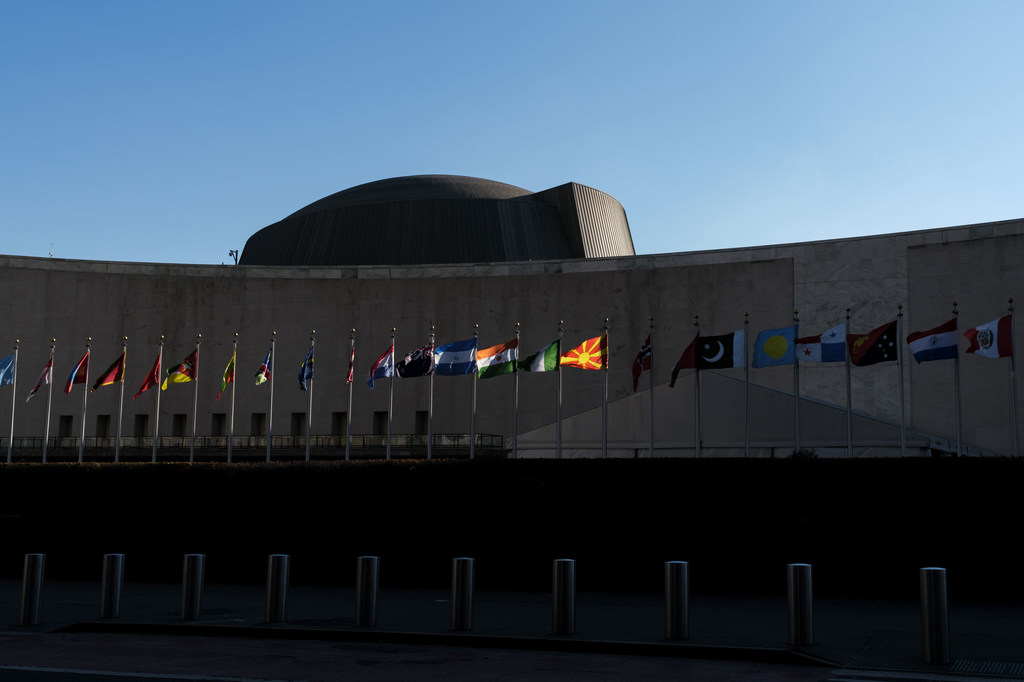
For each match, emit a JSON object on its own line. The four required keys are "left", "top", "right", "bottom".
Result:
{"left": 795, "top": 323, "right": 847, "bottom": 363}
{"left": 434, "top": 337, "right": 478, "bottom": 375}
{"left": 366, "top": 343, "right": 394, "bottom": 389}
{"left": 906, "top": 318, "right": 958, "bottom": 363}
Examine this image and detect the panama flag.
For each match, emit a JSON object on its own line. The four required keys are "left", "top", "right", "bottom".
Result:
{"left": 477, "top": 338, "right": 518, "bottom": 379}
{"left": 434, "top": 338, "right": 478, "bottom": 375}
{"left": 965, "top": 315, "right": 1013, "bottom": 359}
{"left": 906, "top": 318, "right": 959, "bottom": 363}
{"left": 795, "top": 323, "right": 847, "bottom": 363}
{"left": 366, "top": 343, "right": 394, "bottom": 389}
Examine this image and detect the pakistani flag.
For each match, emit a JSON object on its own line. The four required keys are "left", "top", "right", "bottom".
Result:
{"left": 477, "top": 338, "right": 518, "bottom": 379}
{"left": 522, "top": 340, "right": 559, "bottom": 372}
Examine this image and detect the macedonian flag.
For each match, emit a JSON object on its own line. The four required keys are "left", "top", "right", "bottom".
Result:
{"left": 560, "top": 334, "right": 608, "bottom": 370}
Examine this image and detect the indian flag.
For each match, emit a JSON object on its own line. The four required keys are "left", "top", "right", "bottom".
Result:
{"left": 522, "top": 340, "right": 559, "bottom": 372}
{"left": 477, "top": 338, "right": 518, "bottom": 379}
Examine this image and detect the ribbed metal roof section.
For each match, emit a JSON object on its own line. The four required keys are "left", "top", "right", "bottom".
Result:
{"left": 239, "top": 175, "right": 635, "bottom": 266}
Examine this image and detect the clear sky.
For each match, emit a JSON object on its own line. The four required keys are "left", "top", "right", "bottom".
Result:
{"left": 2, "top": 1, "right": 1022, "bottom": 264}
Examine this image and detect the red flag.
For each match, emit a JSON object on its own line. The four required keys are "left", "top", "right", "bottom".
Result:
{"left": 632, "top": 333, "right": 652, "bottom": 392}
{"left": 133, "top": 351, "right": 161, "bottom": 399}
{"left": 27, "top": 357, "right": 53, "bottom": 402}
{"left": 346, "top": 341, "right": 355, "bottom": 384}
{"left": 65, "top": 351, "right": 89, "bottom": 393}
{"left": 669, "top": 334, "right": 698, "bottom": 388}
{"left": 92, "top": 351, "right": 126, "bottom": 392}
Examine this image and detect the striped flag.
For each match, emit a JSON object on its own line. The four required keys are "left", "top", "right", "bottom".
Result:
{"left": 64, "top": 351, "right": 89, "bottom": 393}
{"left": 522, "top": 341, "right": 559, "bottom": 372}
{"left": 477, "top": 338, "right": 518, "bottom": 379}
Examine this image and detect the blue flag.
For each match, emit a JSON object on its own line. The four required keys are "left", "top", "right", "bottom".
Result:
{"left": 0, "top": 353, "right": 14, "bottom": 386}
{"left": 298, "top": 346, "right": 314, "bottom": 390}
{"left": 434, "top": 338, "right": 478, "bottom": 375}
{"left": 752, "top": 325, "right": 796, "bottom": 368}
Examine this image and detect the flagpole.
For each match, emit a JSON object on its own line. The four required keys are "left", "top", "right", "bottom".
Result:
{"left": 43, "top": 339, "right": 54, "bottom": 463}
{"left": 793, "top": 310, "right": 801, "bottom": 455}
{"left": 845, "top": 309, "right": 853, "bottom": 458}
{"left": 387, "top": 328, "right": 395, "bottom": 461}
{"left": 428, "top": 325, "right": 435, "bottom": 461}
{"left": 471, "top": 324, "right": 478, "bottom": 460}
{"left": 228, "top": 332, "right": 237, "bottom": 463}
{"left": 153, "top": 336, "right": 163, "bottom": 463}
{"left": 743, "top": 313, "right": 750, "bottom": 458}
{"left": 7, "top": 340, "right": 19, "bottom": 463}
{"left": 648, "top": 317, "right": 655, "bottom": 459}
{"left": 306, "top": 329, "right": 315, "bottom": 462}
{"left": 896, "top": 306, "right": 907, "bottom": 458}
{"left": 694, "top": 316, "right": 701, "bottom": 459}
{"left": 267, "top": 331, "right": 275, "bottom": 462}
{"left": 953, "top": 302, "right": 963, "bottom": 456}
{"left": 1009, "top": 299, "right": 1019, "bottom": 458}
{"left": 78, "top": 337, "right": 91, "bottom": 463}
{"left": 190, "top": 333, "right": 200, "bottom": 463}
{"left": 557, "top": 320, "right": 563, "bottom": 460}
{"left": 115, "top": 336, "right": 126, "bottom": 463}
{"left": 346, "top": 329, "right": 354, "bottom": 461}
{"left": 600, "top": 318, "right": 610, "bottom": 459}
{"left": 514, "top": 322, "right": 520, "bottom": 459}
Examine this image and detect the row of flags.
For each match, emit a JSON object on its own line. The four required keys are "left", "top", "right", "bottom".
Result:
{"left": 662, "top": 314, "right": 1015, "bottom": 388}
{"left": 0, "top": 313, "right": 1011, "bottom": 405}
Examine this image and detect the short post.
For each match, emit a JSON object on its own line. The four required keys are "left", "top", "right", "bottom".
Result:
{"left": 266, "top": 554, "right": 290, "bottom": 623}
{"left": 920, "top": 567, "right": 950, "bottom": 665}
{"left": 181, "top": 553, "right": 205, "bottom": 621}
{"left": 450, "top": 557, "right": 475, "bottom": 631}
{"left": 552, "top": 558, "right": 576, "bottom": 635}
{"left": 355, "top": 555, "right": 379, "bottom": 627}
{"left": 100, "top": 553, "right": 125, "bottom": 619}
{"left": 19, "top": 553, "right": 45, "bottom": 627}
{"left": 787, "top": 563, "right": 813, "bottom": 646}
{"left": 665, "top": 560, "right": 689, "bottom": 640}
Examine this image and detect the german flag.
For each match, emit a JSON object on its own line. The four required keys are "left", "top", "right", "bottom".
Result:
{"left": 560, "top": 334, "right": 608, "bottom": 370}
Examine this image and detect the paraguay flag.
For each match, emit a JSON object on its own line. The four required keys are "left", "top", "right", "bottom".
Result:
{"left": 367, "top": 343, "right": 394, "bottom": 389}
{"left": 907, "top": 318, "right": 958, "bottom": 363}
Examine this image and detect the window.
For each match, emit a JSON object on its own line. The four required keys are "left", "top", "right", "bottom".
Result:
{"left": 95, "top": 414, "right": 111, "bottom": 438}
{"left": 58, "top": 415, "right": 74, "bottom": 439}
{"left": 372, "top": 411, "right": 388, "bottom": 436}
{"left": 211, "top": 413, "right": 226, "bottom": 437}
{"left": 291, "top": 413, "right": 305, "bottom": 437}
{"left": 172, "top": 414, "right": 187, "bottom": 437}
{"left": 134, "top": 414, "right": 149, "bottom": 438}
{"left": 251, "top": 413, "right": 266, "bottom": 436}
{"left": 332, "top": 412, "right": 347, "bottom": 436}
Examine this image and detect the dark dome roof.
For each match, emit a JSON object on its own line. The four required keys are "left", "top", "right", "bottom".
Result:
{"left": 286, "top": 175, "right": 536, "bottom": 219}
{"left": 239, "top": 174, "right": 634, "bottom": 266}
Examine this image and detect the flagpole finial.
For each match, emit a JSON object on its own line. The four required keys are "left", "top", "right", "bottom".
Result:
{"left": 197, "top": 332, "right": 202, "bottom": 339}
{"left": 234, "top": 332, "right": 238, "bottom": 339}
{"left": 351, "top": 328, "right": 356, "bottom": 334}
{"left": 515, "top": 321, "right": 520, "bottom": 329}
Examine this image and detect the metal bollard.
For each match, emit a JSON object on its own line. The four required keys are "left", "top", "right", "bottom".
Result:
{"left": 787, "top": 563, "right": 813, "bottom": 646}
{"left": 920, "top": 567, "right": 950, "bottom": 665}
{"left": 19, "top": 553, "right": 45, "bottom": 627}
{"left": 100, "top": 553, "right": 125, "bottom": 619}
{"left": 552, "top": 559, "right": 576, "bottom": 635}
{"left": 355, "top": 556, "right": 379, "bottom": 627}
{"left": 181, "top": 553, "right": 205, "bottom": 621}
{"left": 450, "top": 557, "right": 475, "bottom": 631}
{"left": 266, "top": 554, "right": 290, "bottom": 623}
{"left": 665, "top": 560, "right": 689, "bottom": 640}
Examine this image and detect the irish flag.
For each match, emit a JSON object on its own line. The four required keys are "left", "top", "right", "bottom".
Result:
{"left": 477, "top": 338, "right": 518, "bottom": 379}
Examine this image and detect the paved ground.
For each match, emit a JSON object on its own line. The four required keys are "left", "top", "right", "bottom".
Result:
{"left": 1, "top": 580, "right": 1023, "bottom": 680}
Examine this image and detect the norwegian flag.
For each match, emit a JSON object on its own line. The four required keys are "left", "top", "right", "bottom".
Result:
{"left": 632, "top": 333, "right": 652, "bottom": 392}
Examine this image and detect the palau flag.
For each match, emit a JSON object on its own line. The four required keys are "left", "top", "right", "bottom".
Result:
{"left": 752, "top": 325, "right": 796, "bottom": 368}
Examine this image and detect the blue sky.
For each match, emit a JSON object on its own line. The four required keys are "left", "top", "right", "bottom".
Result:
{"left": 2, "top": 1, "right": 1022, "bottom": 264}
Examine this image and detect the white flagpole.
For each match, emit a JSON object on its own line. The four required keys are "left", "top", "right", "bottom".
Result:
{"left": 267, "top": 331, "right": 275, "bottom": 462}
{"left": 1009, "top": 299, "right": 1019, "bottom": 458}
{"left": 471, "top": 324, "right": 478, "bottom": 460}
{"left": 793, "top": 310, "right": 801, "bottom": 454}
{"left": 78, "top": 337, "right": 91, "bottom": 463}
{"left": 694, "top": 316, "right": 701, "bottom": 459}
{"left": 953, "top": 303, "right": 963, "bottom": 456}
{"left": 115, "top": 336, "right": 126, "bottom": 463}
{"left": 513, "top": 322, "right": 520, "bottom": 459}
{"left": 557, "top": 320, "right": 563, "bottom": 459}
{"left": 346, "top": 328, "right": 354, "bottom": 461}
{"left": 601, "top": 318, "right": 609, "bottom": 459}
{"left": 43, "top": 340, "right": 54, "bottom": 463}
{"left": 190, "top": 333, "right": 201, "bottom": 463}
{"left": 428, "top": 325, "right": 435, "bottom": 461}
{"left": 305, "top": 329, "right": 315, "bottom": 462}
{"left": 648, "top": 317, "right": 655, "bottom": 459}
{"left": 7, "top": 340, "right": 19, "bottom": 463}
{"left": 845, "top": 309, "right": 853, "bottom": 458}
{"left": 228, "top": 332, "right": 237, "bottom": 463}
{"left": 153, "top": 336, "right": 163, "bottom": 463}
{"left": 896, "top": 306, "right": 907, "bottom": 458}
{"left": 743, "top": 313, "right": 750, "bottom": 458}
{"left": 387, "top": 328, "right": 395, "bottom": 461}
